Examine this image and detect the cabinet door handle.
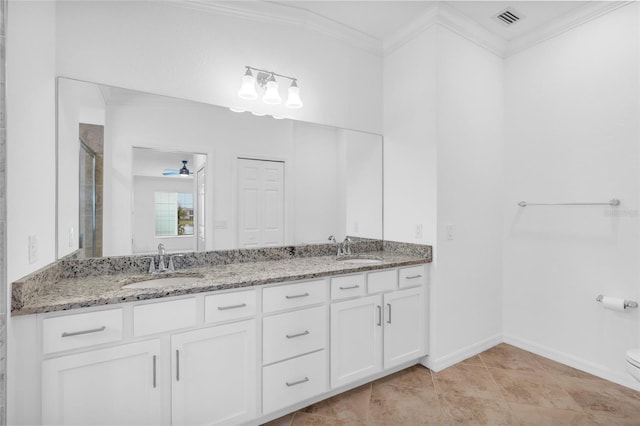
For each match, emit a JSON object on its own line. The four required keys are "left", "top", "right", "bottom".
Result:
{"left": 387, "top": 303, "right": 392, "bottom": 324}
{"left": 286, "top": 330, "right": 310, "bottom": 339}
{"left": 339, "top": 285, "right": 360, "bottom": 290}
{"left": 377, "top": 305, "right": 382, "bottom": 326}
{"left": 217, "top": 303, "right": 247, "bottom": 311}
{"left": 152, "top": 355, "right": 157, "bottom": 388}
{"left": 176, "top": 350, "right": 180, "bottom": 382}
{"left": 285, "top": 377, "right": 309, "bottom": 387}
{"left": 61, "top": 326, "right": 106, "bottom": 338}
{"left": 285, "top": 292, "right": 309, "bottom": 299}
{"left": 406, "top": 274, "right": 422, "bottom": 279}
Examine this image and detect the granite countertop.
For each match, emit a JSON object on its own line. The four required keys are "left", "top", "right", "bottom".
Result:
{"left": 12, "top": 252, "right": 429, "bottom": 316}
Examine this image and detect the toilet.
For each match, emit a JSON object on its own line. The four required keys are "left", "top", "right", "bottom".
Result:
{"left": 626, "top": 349, "right": 640, "bottom": 382}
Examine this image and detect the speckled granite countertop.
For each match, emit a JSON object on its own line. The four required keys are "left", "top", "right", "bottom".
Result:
{"left": 12, "top": 251, "right": 430, "bottom": 316}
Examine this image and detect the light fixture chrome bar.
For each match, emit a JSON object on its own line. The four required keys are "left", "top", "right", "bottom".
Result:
{"left": 518, "top": 199, "right": 620, "bottom": 207}
{"left": 244, "top": 66, "right": 297, "bottom": 83}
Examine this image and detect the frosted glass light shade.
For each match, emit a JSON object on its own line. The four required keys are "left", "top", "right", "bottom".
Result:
{"left": 238, "top": 74, "right": 258, "bottom": 100}
{"left": 262, "top": 80, "right": 282, "bottom": 105}
{"left": 285, "top": 84, "right": 303, "bottom": 109}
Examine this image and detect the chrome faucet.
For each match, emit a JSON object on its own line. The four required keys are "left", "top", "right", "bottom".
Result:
{"left": 157, "top": 243, "right": 166, "bottom": 271}
{"left": 342, "top": 237, "right": 352, "bottom": 256}
{"left": 147, "top": 244, "right": 182, "bottom": 274}
{"left": 328, "top": 235, "right": 341, "bottom": 256}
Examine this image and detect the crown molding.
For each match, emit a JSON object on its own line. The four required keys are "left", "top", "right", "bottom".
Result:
{"left": 382, "top": 3, "right": 438, "bottom": 55}
{"left": 169, "top": 0, "right": 383, "bottom": 56}
{"left": 505, "top": 1, "right": 632, "bottom": 57}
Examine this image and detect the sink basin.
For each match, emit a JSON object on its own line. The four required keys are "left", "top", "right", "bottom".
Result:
{"left": 121, "top": 276, "right": 202, "bottom": 289}
{"left": 336, "top": 257, "right": 383, "bottom": 265}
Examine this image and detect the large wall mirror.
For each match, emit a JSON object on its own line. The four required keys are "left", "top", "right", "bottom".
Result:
{"left": 57, "top": 77, "right": 383, "bottom": 258}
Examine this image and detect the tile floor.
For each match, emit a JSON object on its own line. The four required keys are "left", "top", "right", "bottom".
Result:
{"left": 263, "top": 344, "right": 640, "bottom": 425}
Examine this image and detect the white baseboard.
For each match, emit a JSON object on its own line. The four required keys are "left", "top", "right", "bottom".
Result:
{"left": 503, "top": 334, "right": 640, "bottom": 392}
{"left": 423, "top": 334, "right": 502, "bottom": 372}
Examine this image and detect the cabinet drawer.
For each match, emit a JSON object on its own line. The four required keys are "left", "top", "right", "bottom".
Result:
{"left": 399, "top": 265, "right": 426, "bottom": 288}
{"left": 262, "top": 350, "right": 327, "bottom": 414}
{"left": 263, "top": 280, "right": 327, "bottom": 313}
{"left": 133, "top": 298, "right": 196, "bottom": 336}
{"left": 331, "top": 274, "right": 366, "bottom": 300}
{"left": 205, "top": 290, "right": 256, "bottom": 324}
{"left": 263, "top": 306, "right": 326, "bottom": 364}
{"left": 367, "top": 269, "right": 398, "bottom": 294}
{"left": 43, "top": 309, "right": 123, "bottom": 354}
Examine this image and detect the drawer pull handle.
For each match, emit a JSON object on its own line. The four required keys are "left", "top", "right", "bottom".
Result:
{"left": 152, "top": 355, "right": 157, "bottom": 388}
{"left": 176, "top": 350, "right": 180, "bottom": 381}
{"left": 286, "top": 377, "right": 310, "bottom": 387}
{"left": 217, "top": 303, "right": 247, "bottom": 311}
{"left": 377, "top": 305, "right": 382, "bottom": 326}
{"left": 405, "top": 275, "right": 422, "bottom": 279}
{"left": 339, "top": 285, "right": 360, "bottom": 290}
{"left": 387, "top": 303, "right": 392, "bottom": 324}
{"left": 61, "top": 326, "right": 106, "bottom": 338}
{"left": 286, "top": 330, "right": 310, "bottom": 339}
{"left": 285, "top": 292, "right": 309, "bottom": 299}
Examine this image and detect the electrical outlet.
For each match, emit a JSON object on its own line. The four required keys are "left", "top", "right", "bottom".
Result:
{"left": 446, "top": 224, "right": 454, "bottom": 240}
{"left": 28, "top": 234, "right": 38, "bottom": 264}
{"left": 69, "top": 227, "right": 74, "bottom": 248}
{"left": 414, "top": 224, "right": 423, "bottom": 239}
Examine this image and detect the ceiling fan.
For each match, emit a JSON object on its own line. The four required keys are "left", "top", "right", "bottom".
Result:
{"left": 163, "top": 160, "right": 192, "bottom": 176}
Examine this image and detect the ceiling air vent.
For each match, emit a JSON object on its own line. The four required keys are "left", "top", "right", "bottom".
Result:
{"left": 494, "top": 8, "right": 523, "bottom": 26}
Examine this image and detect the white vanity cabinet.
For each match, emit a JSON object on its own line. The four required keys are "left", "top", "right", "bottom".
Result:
{"left": 42, "top": 339, "right": 162, "bottom": 426}
{"left": 330, "top": 267, "right": 426, "bottom": 389}
{"left": 171, "top": 320, "right": 257, "bottom": 426}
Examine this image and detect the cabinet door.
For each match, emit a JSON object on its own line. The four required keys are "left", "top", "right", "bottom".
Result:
{"left": 42, "top": 340, "right": 161, "bottom": 426}
{"left": 330, "top": 295, "right": 383, "bottom": 388}
{"left": 172, "top": 320, "right": 256, "bottom": 426}
{"left": 383, "top": 286, "right": 425, "bottom": 369}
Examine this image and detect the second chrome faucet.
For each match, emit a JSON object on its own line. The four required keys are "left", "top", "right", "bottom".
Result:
{"left": 148, "top": 243, "right": 183, "bottom": 274}
{"left": 328, "top": 235, "right": 352, "bottom": 257}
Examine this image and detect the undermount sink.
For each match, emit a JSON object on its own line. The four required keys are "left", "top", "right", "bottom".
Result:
{"left": 121, "top": 275, "right": 203, "bottom": 289}
{"left": 336, "top": 257, "right": 383, "bottom": 265}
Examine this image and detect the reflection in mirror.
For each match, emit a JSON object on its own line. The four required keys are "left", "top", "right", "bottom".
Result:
{"left": 57, "top": 78, "right": 383, "bottom": 258}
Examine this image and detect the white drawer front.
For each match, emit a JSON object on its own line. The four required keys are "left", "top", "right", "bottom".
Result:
{"left": 262, "top": 350, "right": 327, "bottom": 414}
{"left": 399, "top": 265, "right": 426, "bottom": 288}
{"left": 331, "top": 274, "right": 366, "bottom": 300}
{"left": 43, "top": 309, "right": 123, "bottom": 354}
{"left": 263, "top": 280, "right": 327, "bottom": 313}
{"left": 367, "top": 269, "right": 398, "bottom": 294}
{"left": 133, "top": 298, "right": 196, "bottom": 336}
{"left": 263, "top": 306, "right": 326, "bottom": 364}
{"left": 205, "top": 290, "right": 256, "bottom": 324}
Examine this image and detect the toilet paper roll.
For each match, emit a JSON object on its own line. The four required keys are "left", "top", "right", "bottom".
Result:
{"left": 602, "top": 296, "right": 626, "bottom": 312}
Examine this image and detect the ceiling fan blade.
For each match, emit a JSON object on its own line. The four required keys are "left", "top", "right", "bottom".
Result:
{"left": 163, "top": 169, "right": 179, "bottom": 176}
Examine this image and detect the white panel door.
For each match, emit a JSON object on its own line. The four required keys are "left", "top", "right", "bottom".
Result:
{"left": 237, "top": 158, "right": 284, "bottom": 248}
{"left": 383, "top": 286, "right": 426, "bottom": 369}
{"left": 172, "top": 320, "right": 257, "bottom": 426}
{"left": 42, "top": 340, "right": 161, "bottom": 426}
{"left": 330, "top": 294, "right": 383, "bottom": 388}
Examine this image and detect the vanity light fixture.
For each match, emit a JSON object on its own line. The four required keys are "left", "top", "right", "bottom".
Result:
{"left": 237, "top": 66, "right": 303, "bottom": 108}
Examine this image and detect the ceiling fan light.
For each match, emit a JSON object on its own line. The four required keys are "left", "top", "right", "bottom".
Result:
{"left": 285, "top": 80, "right": 303, "bottom": 109}
{"left": 238, "top": 68, "right": 258, "bottom": 100}
{"left": 179, "top": 160, "right": 190, "bottom": 176}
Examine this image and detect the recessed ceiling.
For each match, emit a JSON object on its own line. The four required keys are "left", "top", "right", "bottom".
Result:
{"left": 275, "top": 1, "right": 591, "bottom": 42}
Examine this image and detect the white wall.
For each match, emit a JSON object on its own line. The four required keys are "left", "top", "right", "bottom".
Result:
{"left": 503, "top": 3, "right": 640, "bottom": 388}
{"left": 55, "top": 0, "right": 382, "bottom": 134}
{"left": 383, "top": 24, "right": 504, "bottom": 370}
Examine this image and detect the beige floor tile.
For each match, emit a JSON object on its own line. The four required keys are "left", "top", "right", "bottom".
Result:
{"left": 369, "top": 381, "right": 449, "bottom": 425}
{"left": 480, "top": 344, "right": 543, "bottom": 372}
{"left": 535, "top": 356, "right": 601, "bottom": 381}
{"left": 490, "top": 368, "right": 583, "bottom": 411}
{"left": 589, "top": 412, "right": 640, "bottom": 426}
{"left": 290, "top": 411, "right": 356, "bottom": 425}
{"left": 439, "top": 394, "right": 514, "bottom": 425}
{"left": 301, "top": 384, "right": 371, "bottom": 423}
{"left": 458, "top": 354, "right": 485, "bottom": 368}
{"left": 262, "top": 412, "right": 295, "bottom": 426}
{"left": 555, "top": 375, "right": 640, "bottom": 420}
{"left": 509, "top": 402, "right": 596, "bottom": 426}
{"left": 433, "top": 363, "right": 506, "bottom": 401}
{"left": 374, "top": 364, "right": 434, "bottom": 390}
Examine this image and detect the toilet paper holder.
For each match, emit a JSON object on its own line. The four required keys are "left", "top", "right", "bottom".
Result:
{"left": 596, "top": 295, "right": 638, "bottom": 309}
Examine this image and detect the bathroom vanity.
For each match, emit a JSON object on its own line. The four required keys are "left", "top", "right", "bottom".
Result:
{"left": 11, "top": 245, "right": 430, "bottom": 425}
